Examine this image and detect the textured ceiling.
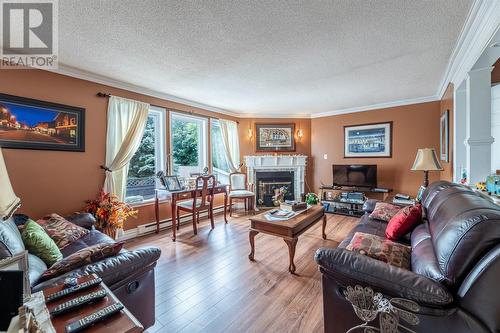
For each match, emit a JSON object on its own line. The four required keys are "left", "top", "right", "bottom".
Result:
{"left": 58, "top": 0, "right": 473, "bottom": 116}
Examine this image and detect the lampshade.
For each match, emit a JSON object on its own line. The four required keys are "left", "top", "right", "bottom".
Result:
{"left": 411, "top": 148, "right": 443, "bottom": 171}
{"left": 0, "top": 148, "right": 20, "bottom": 220}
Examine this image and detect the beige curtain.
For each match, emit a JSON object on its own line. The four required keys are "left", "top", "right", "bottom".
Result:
{"left": 0, "top": 148, "right": 20, "bottom": 220}
{"left": 103, "top": 96, "right": 150, "bottom": 200}
{"left": 219, "top": 119, "right": 240, "bottom": 172}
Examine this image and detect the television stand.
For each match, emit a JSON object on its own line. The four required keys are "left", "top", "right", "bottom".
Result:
{"left": 319, "top": 185, "right": 392, "bottom": 217}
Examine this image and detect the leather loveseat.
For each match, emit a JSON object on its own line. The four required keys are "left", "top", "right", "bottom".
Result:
{"left": 0, "top": 213, "right": 161, "bottom": 329}
{"left": 315, "top": 181, "right": 500, "bottom": 333}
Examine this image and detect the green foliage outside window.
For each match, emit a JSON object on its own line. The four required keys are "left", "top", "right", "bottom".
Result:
{"left": 172, "top": 118, "right": 199, "bottom": 166}
{"left": 129, "top": 117, "right": 155, "bottom": 178}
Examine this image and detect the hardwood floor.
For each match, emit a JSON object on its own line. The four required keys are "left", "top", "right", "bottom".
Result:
{"left": 126, "top": 210, "right": 358, "bottom": 333}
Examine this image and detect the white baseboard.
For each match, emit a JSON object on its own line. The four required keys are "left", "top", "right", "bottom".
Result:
{"left": 118, "top": 205, "right": 226, "bottom": 241}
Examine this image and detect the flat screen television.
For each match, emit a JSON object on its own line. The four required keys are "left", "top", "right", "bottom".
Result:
{"left": 332, "top": 164, "right": 377, "bottom": 188}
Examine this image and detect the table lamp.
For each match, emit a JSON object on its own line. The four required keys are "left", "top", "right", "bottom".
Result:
{"left": 411, "top": 148, "right": 443, "bottom": 187}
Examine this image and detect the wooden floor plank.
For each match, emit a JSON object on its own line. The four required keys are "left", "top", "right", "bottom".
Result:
{"left": 126, "top": 212, "right": 357, "bottom": 333}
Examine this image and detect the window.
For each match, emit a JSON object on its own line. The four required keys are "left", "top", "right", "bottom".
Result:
{"left": 211, "top": 119, "right": 231, "bottom": 184}
{"left": 125, "top": 107, "right": 166, "bottom": 203}
{"left": 170, "top": 112, "right": 208, "bottom": 177}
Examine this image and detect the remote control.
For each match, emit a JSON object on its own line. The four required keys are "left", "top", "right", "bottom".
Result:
{"left": 46, "top": 277, "right": 102, "bottom": 303}
{"left": 50, "top": 289, "right": 107, "bottom": 316}
{"left": 65, "top": 302, "right": 124, "bottom": 333}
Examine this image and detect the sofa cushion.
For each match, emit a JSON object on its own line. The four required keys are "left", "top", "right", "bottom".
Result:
{"left": 21, "top": 219, "right": 63, "bottom": 266}
{"left": 339, "top": 214, "right": 387, "bottom": 248}
{"left": 65, "top": 212, "right": 96, "bottom": 230}
{"left": 346, "top": 232, "right": 411, "bottom": 269}
{"left": 385, "top": 204, "right": 422, "bottom": 241}
{"left": 61, "top": 229, "right": 116, "bottom": 257}
{"left": 37, "top": 213, "right": 89, "bottom": 250}
{"left": 28, "top": 253, "right": 47, "bottom": 286}
{"left": 411, "top": 223, "right": 445, "bottom": 282}
{"left": 369, "top": 202, "right": 401, "bottom": 222}
{"left": 0, "top": 217, "right": 25, "bottom": 258}
{"left": 41, "top": 242, "right": 124, "bottom": 281}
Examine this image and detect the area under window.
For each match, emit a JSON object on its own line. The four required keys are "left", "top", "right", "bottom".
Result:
{"left": 170, "top": 112, "right": 208, "bottom": 177}
{"left": 125, "top": 106, "right": 166, "bottom": 203}
{"left": 211, "top": 119, "right": 231, "bottom": 184}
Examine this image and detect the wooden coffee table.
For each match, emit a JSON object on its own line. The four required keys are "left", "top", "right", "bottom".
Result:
{"left": 248, "top": 205, "right": 326, "bottom": 273}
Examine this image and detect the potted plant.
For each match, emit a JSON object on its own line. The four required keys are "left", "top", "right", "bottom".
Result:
{"left": 84, "top": 191, "right": 137, "bottom": 239}
{"left": 305, "top": 192, "right": 319, "bottom": 205}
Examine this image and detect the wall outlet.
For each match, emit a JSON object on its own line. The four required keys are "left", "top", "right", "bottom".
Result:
{"left": 323, "top": 154, "right": 328, "bottom": 160}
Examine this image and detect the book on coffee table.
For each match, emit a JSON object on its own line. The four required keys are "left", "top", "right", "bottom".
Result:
{"left": 280, "top": 201, "right": 307, "bottom": 211}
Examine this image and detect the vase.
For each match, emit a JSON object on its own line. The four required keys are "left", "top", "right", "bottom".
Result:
{"left": 100, "top": 225, "right": 117, "bottom": 239}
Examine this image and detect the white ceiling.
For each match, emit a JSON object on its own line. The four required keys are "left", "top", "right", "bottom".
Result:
{"left": 58, "top": 0, "right": 473, "bottom": 117}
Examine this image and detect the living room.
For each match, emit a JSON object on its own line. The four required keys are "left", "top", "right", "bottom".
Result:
{"left": 0, "top": 1, "right": 499, "bottom": 333}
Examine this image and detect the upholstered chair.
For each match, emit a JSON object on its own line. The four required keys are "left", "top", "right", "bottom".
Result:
{"left": 228, "top": 172, "right": 255, "bottom": 216}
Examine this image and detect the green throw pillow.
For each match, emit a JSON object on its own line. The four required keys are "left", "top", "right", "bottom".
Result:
{"left": 22, "top": 219, "right": 63, "bottom": 266}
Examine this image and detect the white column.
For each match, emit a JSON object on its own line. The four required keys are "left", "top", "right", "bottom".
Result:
{"left": 465, "top": 66, "right": 495, "bottom": 184}
{"left": 453, "top": 82, "right": 467, "bottom": 182}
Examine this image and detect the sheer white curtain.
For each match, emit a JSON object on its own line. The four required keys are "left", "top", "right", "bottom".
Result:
{"left": 103, "top": 96, "right": 150, "bottom": 200}
{"left": 219, "top": 119, "right": 240, "bottom": 172}
{"left": 0, "top": 148, "right": 20, "bottom": 220}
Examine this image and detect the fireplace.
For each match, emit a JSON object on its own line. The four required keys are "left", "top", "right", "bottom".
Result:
{"left": 255, "top": 171, "right": 295, "bottom": 207}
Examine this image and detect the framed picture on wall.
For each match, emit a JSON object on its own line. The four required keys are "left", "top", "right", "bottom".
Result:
{"left": 255, "top": 123, "right": 295, "bottom": 152}
{"left": 344, "top": 122, "right": 392, "bottom": 158}
{"left": 440, "top": 110, "right": 449, "bottom": 162}
{"left": 0, "top": 93, "right": 85, "bottom": 152}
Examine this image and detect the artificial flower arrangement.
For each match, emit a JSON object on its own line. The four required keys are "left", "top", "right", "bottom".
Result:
{"left": 84, "top": 190, "right": 137, "bottom": 238}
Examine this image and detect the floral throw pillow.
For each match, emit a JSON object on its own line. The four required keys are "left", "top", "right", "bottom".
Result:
{"left": 41, "top": 242, "right": 124, "bottom": 280}
{"left": 37, "top": 214, "right": 89, "bottom": 250}
{"left": 346, "top": 232, "right": 411, "bottom": 269}
{"left": 369, "top": 202, "right": 402, "bottom": 222}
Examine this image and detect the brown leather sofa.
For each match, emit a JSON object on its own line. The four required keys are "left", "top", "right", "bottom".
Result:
{"left": 0, "top": 213, "right": 161, "bottom": 329}
{"left": 315, "top": 181, "right": 500, "bottom": 333}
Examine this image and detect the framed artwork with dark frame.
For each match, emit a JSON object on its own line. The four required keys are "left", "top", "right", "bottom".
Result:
{"left": 0, "top": 251, "right": 30, "bottom": 300}
{"left": 344, "top": 122, "right": 392, "bottom": 158}
{"left": 255, "top": 123, "right": 295, "bottom": 152}
{"left": 440, "top": 110, "right": 449, "bottom": 162}
{"left": 0, "top": 93, "right": 85, "bottom": 152}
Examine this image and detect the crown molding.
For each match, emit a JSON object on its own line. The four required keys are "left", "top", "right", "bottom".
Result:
{"left": 437, "top": 0, "right": 500, "bottom": 98}
{"left": 310, "top": 95, "right": 439, "bottom": 118}
{"left": 47, "top": 64, "right": 240, "bottom": 118}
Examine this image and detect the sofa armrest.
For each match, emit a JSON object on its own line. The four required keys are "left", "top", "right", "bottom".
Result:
{"left": 362, "top": 199, "right": 379, "bottom": 213}
{"left": 314, "top": 247, "right": 453, "bottom": 307}
{"left": 33, "top": 247, "right": 161, "bottom": 292}
{"left": 65, "top": 213, "right": 96, "bottom": 230}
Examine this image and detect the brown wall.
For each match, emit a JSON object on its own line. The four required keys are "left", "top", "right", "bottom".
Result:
{"left": 310, "top": 101, "right": 441, "bottom": 197}
{"left": 0, "top": 69, "right": 238, "bottom": 230}
{"left": 237, "top": 118, "right": 313, "bottom": 192}
{"left": 440, "top": 83, "right": 454, "bottom": 181}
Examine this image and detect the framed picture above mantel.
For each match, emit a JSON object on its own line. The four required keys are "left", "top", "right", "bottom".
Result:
{"left": 344, "top": 122, "right": 392, "bottom": 158}
{"left": 0, "top": 93, "right": 85, "bottom": 152}
{"left": 255, "top": 123, "right": 295, "bottom": 152}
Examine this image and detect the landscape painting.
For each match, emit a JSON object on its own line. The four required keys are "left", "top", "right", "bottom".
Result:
{"left": 0, "top": 93, "right": 85, "bottom": 151}
{"left": 256, "top": 123, "right": 295, "bottom": 152}
{"left": 344, "top": 122, "right": 392, "bottom": 158}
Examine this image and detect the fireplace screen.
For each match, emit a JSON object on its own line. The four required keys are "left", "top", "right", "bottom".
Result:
{"left": 255, "top": 171, "right": 295, "bottom": 207}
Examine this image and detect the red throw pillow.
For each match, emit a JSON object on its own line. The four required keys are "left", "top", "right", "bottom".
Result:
{"left": 385, "top": 204, "right": 422, "bottom": 241}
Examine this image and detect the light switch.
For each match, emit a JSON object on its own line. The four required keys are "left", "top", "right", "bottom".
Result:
{"left": 323, "top": 154, "right": 328, "bottom": 160}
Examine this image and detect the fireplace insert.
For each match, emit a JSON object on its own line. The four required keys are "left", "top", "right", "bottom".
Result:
{"left": 255, "top": 171, "right": 295, "bottom": 207}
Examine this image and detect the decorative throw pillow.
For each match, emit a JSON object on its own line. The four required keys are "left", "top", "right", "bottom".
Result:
{"left": 41, "top": 242, "right": 124, "bottom": 280}
{"left": 346, "top": 232, "right": 411, "bottom": 269}
{"left": 37, "top": 213, "right": 89, "bottom": 250}
{"left": 369, "top": 202, "right": 402, "bottom": 222}
{"left": 21, "top": 219, "right": 63, "bottom": 266}
{"left": 385, "top": 204, "right": 423, "bottom": 241}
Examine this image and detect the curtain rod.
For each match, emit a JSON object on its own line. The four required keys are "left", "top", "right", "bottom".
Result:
{"left": 96, "top": 92, "right": 238, "bottom": 124}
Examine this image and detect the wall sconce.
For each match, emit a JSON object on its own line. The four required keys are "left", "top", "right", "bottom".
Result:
{"left": 248, "top": 127, "right": 253, "bottom": 139}
{"left": 296, "top": 128, "right": 303, "bottom": 141}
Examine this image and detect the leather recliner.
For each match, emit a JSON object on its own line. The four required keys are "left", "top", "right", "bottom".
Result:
{"left": 0, "top": 213, "right": 161, "bottom": 329}
{"left": 315, "top": 181, "right": 500, "bottom": 333}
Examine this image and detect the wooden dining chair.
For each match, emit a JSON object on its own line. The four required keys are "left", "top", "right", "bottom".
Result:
{"left": 176, "top": 175, "right": 216, "bottom": 235}
{"left": 228, "top": 172, "right": 255, "bottom": 216}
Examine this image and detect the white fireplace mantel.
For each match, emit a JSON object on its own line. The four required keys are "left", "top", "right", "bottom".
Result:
{"left": 244, "top": 155, "right": 308, "bottom": 199}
